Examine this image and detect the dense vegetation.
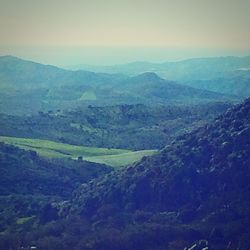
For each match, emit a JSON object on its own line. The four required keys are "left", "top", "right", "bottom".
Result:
{"left": 0, "top": 143, "right": 111, "bottom": 196}
{"left": 1, "top": 98, "right": 249, "bottom": 249}
{"left": 1, "top": 56, "right": 250, "bottom": 249}
{"left": 67, "top": 98, "right": 250, "bottom": 249}
{"left": 0, "top": 102, "right": 232, "bottom": 150}
{"left": 0, "top": 142, "right": 111, "bottom": 247}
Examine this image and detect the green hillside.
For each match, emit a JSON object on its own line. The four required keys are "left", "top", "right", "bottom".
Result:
{"left": 0, "top": 136, "right": 157, "bottom": 167}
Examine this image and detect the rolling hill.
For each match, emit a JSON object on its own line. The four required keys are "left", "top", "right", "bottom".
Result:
{"left": 0, "top": 95, "right": 249, "bottom": 248}
{"left": 68, "top": 56, "right": 250, "bottom": 97}
{"left": 64, "top": 98, "right": 250, "bottom": 249}
{"left": 0, "top": 142, "right": 111, "bottom": 197}
{"left": 0, "top": 141, "right": 112, "bottom": 244}
{"left": 0, "top": 102, "right": 232, "bottom": 150}
{"left": 17, "top": 97, "right": 249, "bottom": 250}
{"left": 0, "top": 56, "right": 239, "bottom": 115}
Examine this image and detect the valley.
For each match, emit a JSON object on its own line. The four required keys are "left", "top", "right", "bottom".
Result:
{"left": 1, "top": 0, "right": 250, "bottom": 248}
{"left": 0, "top": 55, "right": 250, "bottom": 250}
{"left": 0, "top": 102, "right": 232, "bottom": 150}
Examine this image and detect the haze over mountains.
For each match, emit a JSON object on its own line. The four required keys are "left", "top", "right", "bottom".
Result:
{"left": 1, "top": 0, "right": 250, "bottom": 248}
{"left": 0, "top": 55, "right": 243, "bottom": 115}
{"left": 68, "top": 56, "right": 250, "bottom": 97}
{"left": 0, "top": 54, "right": 250, "bottom": 249}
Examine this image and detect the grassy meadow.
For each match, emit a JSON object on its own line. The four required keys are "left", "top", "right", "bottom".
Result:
{"left": 0, "top": 136, "right": 157, "bottom": 167}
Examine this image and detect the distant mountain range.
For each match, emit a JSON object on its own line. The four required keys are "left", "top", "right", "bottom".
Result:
{"left": 0, "top": 56, "right": 239, "bottom": 115}
{"left": 67, "top": 56, "right": 250, "bottom": 97}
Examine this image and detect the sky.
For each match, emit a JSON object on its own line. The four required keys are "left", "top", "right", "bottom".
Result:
{"left": 0, "top": 0, "right": 250, "bottom": 65}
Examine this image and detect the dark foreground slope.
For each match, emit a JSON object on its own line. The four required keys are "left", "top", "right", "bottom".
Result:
{"left": 67, "top": 98, "right": 250, "bottom": 249}
{"left": 1, "top": 99, "right": 250, "bottom": 249}
{"left": 0, "top": 143, "right": 111, "bottom": 247}
{"left": 72, "top": 98, "right": 250, "bottom": 213}
{"left": 0, "top": 143, "right": 110, "bottom": 197}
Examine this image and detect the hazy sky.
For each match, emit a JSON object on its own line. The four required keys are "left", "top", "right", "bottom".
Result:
{"left": 0, "top": 0, "right": 250, "bottom": 65}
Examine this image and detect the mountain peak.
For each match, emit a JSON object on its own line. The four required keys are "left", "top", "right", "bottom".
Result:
{"left": 133, "top": 72, "right": 162, "bottom": 81}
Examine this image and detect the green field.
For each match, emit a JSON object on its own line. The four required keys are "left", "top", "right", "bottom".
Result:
{"left": 0, "top": 136, "right": 157, "bottom": 167}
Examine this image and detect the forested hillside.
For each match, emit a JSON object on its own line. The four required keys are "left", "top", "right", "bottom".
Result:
{"left": 1, "top": 98, "right": 249, "bottom": 249}
{"left": 0, "top": 142, "right": 111, "bottom": 247}
{"left": 0, "top": 102, "right": 232, "bottom": 150}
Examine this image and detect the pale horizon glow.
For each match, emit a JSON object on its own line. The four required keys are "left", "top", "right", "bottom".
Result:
{"left": 0, "top": 0, "right": 250, "bottom": 65}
